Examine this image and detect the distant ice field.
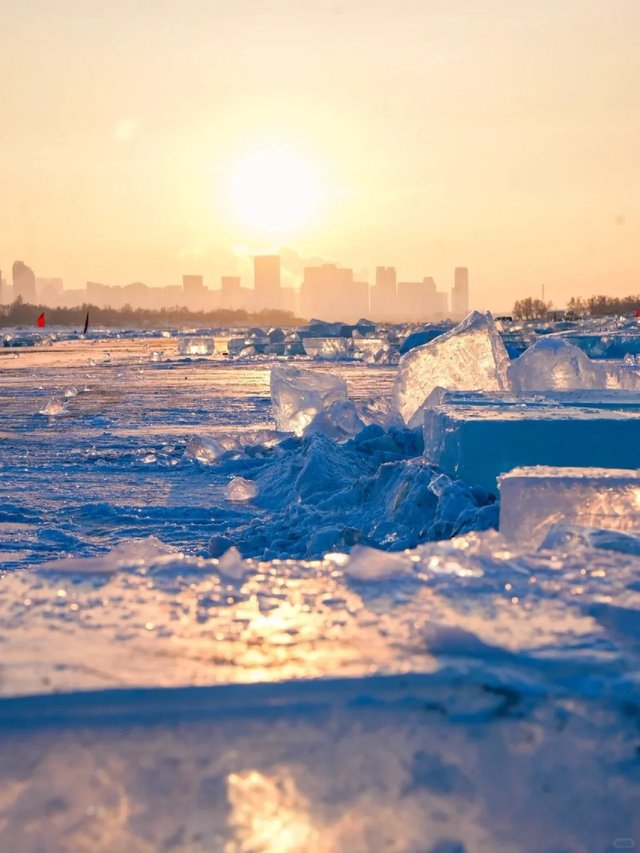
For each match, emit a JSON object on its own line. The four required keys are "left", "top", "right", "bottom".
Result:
{"left": 0, "top": 336, "right": 395, "bottom": 567}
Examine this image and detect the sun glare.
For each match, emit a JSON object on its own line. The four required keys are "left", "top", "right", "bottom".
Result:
{"left": 230, "top": 149, "right": 319, "bottom": 235}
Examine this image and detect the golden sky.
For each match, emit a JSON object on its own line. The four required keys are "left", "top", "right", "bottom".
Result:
{"left": 1, "top": 0, "right": 639, "bottom": 310}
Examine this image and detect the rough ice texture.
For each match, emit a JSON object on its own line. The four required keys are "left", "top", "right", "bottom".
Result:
{"left": 509, "top": 336, "right": 640, "bottom": 392}
{"left": 270, "top": 365, "right": 349, "bottom": 436}
{"left": 424, "top": 403, "right": 640, "bottom": 493}
{"left": 499, "top": 466, "right": 640, "bottom": 547}
{"left": 206, "top": 429, "right": 496, "bottom": 560}
{"left": 177, "top": 337, "right": 215, "bottom": 356}
{"left": 392, "top": 311, "right": 511, "bottom": 426}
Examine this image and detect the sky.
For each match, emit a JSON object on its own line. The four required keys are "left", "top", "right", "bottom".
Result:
{"left": 1, "top": 0, "right": 639, "bottom": 311}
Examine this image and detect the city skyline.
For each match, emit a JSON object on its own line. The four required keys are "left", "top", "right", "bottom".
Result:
{"left": 0, "top": 254, "right": 469, "bottom": 322}
{"left": 1, "top": 2, "right": 639, "bottom": 310}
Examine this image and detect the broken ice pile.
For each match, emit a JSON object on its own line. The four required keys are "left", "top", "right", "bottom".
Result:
{"left": 270, "top": 365, "right": 364, "bottom": 438}
{"left": 392, "top": 311, "right": 511, "bottom": 426}
{"left": 177, "top": 337, "right": 215, "bottom": 356}
{"left": 499, "top": 466, "right": 640, "bottom": 547}
{"left": 388, "top": 311, "right": 640, "bottom": 492}
{"left": 227, "top": 327, "right": 296, "bottom": 358}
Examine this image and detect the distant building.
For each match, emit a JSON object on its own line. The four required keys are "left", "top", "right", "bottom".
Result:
{"left": 182, "top": 274, "right": 207, "bottom": 310}
{"left": 451, "top": 267, "right": 469, "bottom": 318}
{"left": 370, "top": 266, "right": 396, "bottom": 319}
{"left": 220, "top": 276, "right": 241, "bottom": 308}
{"left": 253, "top": 255, "right": 281, "bottom": 310}
{"left": 433, "top": 289, "right": 449, "bottom": 319}
{"left": 12, "top": 260, "right": 36, "bottom": 302}
{"left": 300, "top": 264, "right": 367, "bottom": 321}
{"left": 36, "top": 277, "right": 64, "bottom": 306}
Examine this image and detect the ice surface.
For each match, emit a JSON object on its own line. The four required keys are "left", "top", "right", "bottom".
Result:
{"left": 424, "top": 401, "right": 640, "bottom": 493}
{"left": 177, "top": 336, "right": 215, "bottom": 356}
{"left": 270, "top": 365, "right": 349, "bottom": 435}
{"left": 499, "top": 466, "right": 640, "bottom": 547}
{"left": 392, "top": 311, "right": 511, "bottom": 426}
{"left": 4, "top": 328, "right": 640, "bottom": 851}
{"left": 509, "top": 335, "right": 640, "bottom": 392}
{"left": 225, "top": 476, "right": 258, "bottom": 501}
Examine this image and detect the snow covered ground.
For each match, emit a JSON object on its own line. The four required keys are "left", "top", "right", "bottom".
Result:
{"left": 1, "top": 326, "right": 639, "bottom": 852}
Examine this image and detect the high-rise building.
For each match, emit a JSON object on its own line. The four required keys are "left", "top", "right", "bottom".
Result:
{"left": 12, "top": 260, "right": 36, "bottom": 302}
{"left": 300, "top": 264, "right": 366, "bottom": 321}
{"left": 182, "top": 274, "right": 206, "bottom": 310}
{"left": 370, "top": 266, "right": 396, "bottom": 319}
{"left": 36, "top": 277, "right": 64, "bottom": 306}
{"left": 253, "top": 255, "right": 281, "bottom": 310}
{"left": 452, "top": 267, "right": 469, "bottom": 318}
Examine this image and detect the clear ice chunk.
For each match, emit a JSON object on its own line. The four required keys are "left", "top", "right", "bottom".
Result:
{"left": 499, "top": 466, "right": 640, "bottom": 547}
{"left": 303, "top": 400, "right": 365, "bottom": 441}
{"left": 392, "top": 311, "right": 510, "bottom": 426}
{"left": 177, "top": 337, "right": 215, "bottom": 356}
{"left": 270, "top": 366, "right": 349, "bottom": 436}
{"left": 302, "top": 337, "right": 355, "bottom": 360}
{"left": 39, "top": 398, "right": 68, "bottom": 416}
{"left": 225, "top": 477, "right": 258, "bottom": 501}
{"left": 184, "top": 435, "right": 225, "bottom": 464}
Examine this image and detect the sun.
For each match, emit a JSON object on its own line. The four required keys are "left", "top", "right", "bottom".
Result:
{"left": 230, "top": 148, "right": 319, "bottom": 235}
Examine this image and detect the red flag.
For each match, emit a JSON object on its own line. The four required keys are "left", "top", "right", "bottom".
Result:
{"left": 636, "top": 309, "right": 640, "bottom": 318}
{"left": 37, "top": 312, "right": 45, "bottom": 328}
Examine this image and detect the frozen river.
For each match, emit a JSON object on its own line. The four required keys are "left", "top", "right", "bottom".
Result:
{"left": 0, "top": 331, "right": 639, "bottom": 852}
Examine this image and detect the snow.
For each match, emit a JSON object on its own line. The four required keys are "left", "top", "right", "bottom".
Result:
{"left": 392, "top": 311, "right": 511, "bottom": 426}
{"left": 499, "top": 465, "right": 640, "bottom": 547}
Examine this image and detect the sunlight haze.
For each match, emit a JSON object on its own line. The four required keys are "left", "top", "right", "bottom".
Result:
{"left": 1, "top": 0, "right": 639, "bottom": 310}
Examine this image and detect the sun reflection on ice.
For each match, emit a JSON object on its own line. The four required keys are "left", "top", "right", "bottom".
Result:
{"left": 226, "top": 769, "right": 321, "bottom": 853}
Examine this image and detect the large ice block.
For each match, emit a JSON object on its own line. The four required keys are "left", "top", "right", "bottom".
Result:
{"left": 509, "top": 336, "right": 640, "bottom": 392}
{"left": 422, "top": 388, "right": 640, "bottom": 412}
{"left": 177, "top": 337, "right": 215, "bottom": 356}
{"left": 302, "top": 337, "right": 355, "bottom": 360}
{"left": 392, "top": 311, "right": 510, "bottom": 426}
{"left": 423, "top": 401, "right": 640, "bottom": 493}
{"left": 270, "top": 365, "right": 349, "bottom": 435}
{"left": 499, "top": 466, "right": 640, "bottom": 547}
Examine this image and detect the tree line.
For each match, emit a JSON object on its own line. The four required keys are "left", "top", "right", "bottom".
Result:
{"left": 0, "top": 297, "right": 305, "bottom": 329}
{"left": 513, "top": 294, "right": 640, "bottom": 320}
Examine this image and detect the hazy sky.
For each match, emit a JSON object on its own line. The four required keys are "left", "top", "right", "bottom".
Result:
{"left": 1, "top": 0, "right": 639, "bottom": 309}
